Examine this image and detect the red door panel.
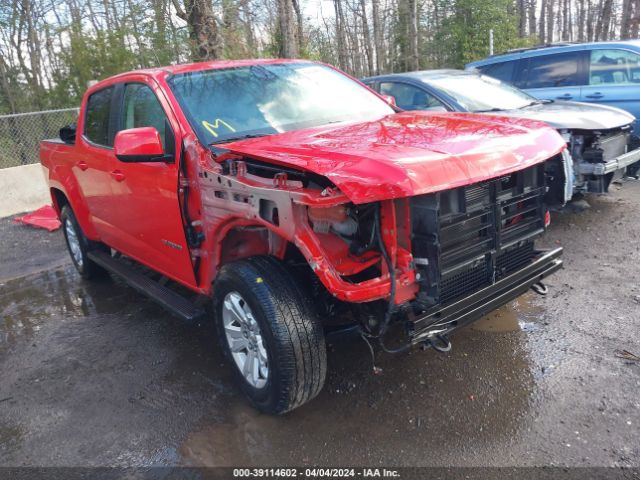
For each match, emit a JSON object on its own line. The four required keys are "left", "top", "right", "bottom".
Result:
{"left": 105, "top": 79, "right": 196, "bottom": 286}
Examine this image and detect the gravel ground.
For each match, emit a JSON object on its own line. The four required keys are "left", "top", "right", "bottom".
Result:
{"left": 0, "top": 182, "right": 639, "bottom": 470}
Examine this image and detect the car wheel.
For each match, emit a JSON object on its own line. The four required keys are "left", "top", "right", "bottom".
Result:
{"left": 213, "top": 256, "right": 327, "bottom": 414}
{"left": 60, "top": 205, "right": 106, "bottom": 280}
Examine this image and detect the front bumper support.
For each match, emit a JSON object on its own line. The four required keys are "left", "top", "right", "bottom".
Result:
{"left": 578, "top": 147, "right": 640, "bottom": 176}
{"left": 409, "top": 247, "right": 563, "bottom": 345}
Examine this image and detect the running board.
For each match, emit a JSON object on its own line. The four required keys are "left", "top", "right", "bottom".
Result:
{"left": 87, "top": 250, "right": 205, "bottom": 321}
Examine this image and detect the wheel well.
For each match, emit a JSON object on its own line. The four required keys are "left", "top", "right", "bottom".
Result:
{"left": 50, "top": 188, "right": 69, "bottom": 214}
{"left": 218, "top": 225, "right": 305, "bottom": 269}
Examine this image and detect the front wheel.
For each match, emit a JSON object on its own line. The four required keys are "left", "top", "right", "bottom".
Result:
{"left": 213, "top": 256, "right": 327, "bottom": 414}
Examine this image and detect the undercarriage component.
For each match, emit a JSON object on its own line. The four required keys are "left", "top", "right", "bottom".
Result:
{"left": 420, "top": 334, "right": 452, "bottom": 353}
{"left": 531, "top": 281, "right": 548, "bottom": 295}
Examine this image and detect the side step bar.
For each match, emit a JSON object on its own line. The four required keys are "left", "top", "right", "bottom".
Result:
{"left": 87, "top": 250, "right": 205, "bottom": 321}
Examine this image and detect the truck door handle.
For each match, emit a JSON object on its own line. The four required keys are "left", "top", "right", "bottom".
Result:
{"left": 110, "top": 170, "right": 126, "bottom": 182}
{"left": 77, "top": 161, "right": 88, "bottom": 171}
{"left": 585, "top": 92, "right": 604, "bottom": 99}
{"left": 556, "top": 93, "right": 573, "bottom": 100}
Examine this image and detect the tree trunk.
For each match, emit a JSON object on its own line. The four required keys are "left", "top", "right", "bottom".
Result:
{"left": 528, "top": 0, "right": 536, "bottom": 36}
{"left": 620, "top": 0, "right": 632, "bottom": 38}
{"left": 631, "top": 0, "right": 640, "bottom": 38}
{"left": 291, "top": 0, "right": 304, "bottom": 55}
{"left": 594, "top": 0, "right": 605, "bottom": 40}
{"left": 360, "top": 0, "right": 375, "bottom": 76}
{"left": 561, "top": 0, "right": 569, "bottom": 40}
{"left": 576, "top": 0, "right": 585, "bottom": 41}
{"left": 173, "top": 0, "right": 222, "bottom": 60}
{"left": 333, "top": 0, "right": 348, "bottom": 71}
{"left": 518, "top": 0, "right": 527, "bottom": 36}
{"left": 371, "top": 0, "right": 384, "bottom": 74}
{"left": 587, "top": 0, "right": 595, "bottom": 40}
{"left": 600, "top": 0, "right": 613, "bottom": 40}
{"left": 408, "top": 0, "right": 419, "bottom": 70}
{"left": 539, "top": 0, "right": 547, "bottom": 43}
{"left": 277, "top": 0, "right": 299, "bottom": 57}
{"left": 546, "top": 0, "right": 555, "bottom": 42}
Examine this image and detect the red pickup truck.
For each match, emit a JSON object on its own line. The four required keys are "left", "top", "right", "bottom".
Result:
{"left": 41, "top": 59, "right": 565, "bottom": 414}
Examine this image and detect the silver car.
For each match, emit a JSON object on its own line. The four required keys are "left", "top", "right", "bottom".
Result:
{"left": 363, "top": 69, "right": 640, "bottom": 204}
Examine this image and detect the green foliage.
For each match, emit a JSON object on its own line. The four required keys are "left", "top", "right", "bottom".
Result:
{"left": 436, "top": 0, "right": 533, "bottom": 67}
{"left": 53, "top": 29, "right": 139, "bottom": 106}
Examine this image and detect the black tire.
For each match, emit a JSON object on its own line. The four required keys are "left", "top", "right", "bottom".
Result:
{"left": 60, "top": 205, "right": 107, "bottom": 280}
{"left": 213, "top": 256, "right": 327, "bottom": 414}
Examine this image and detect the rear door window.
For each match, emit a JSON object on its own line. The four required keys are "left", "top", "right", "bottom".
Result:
{"left": 478, "top": 61, "right": 516, "bottom": 83}
{"left": 84, "top": 87, "right": 115, "bottom": 147}
{"left": 589, "top": 49, "right": 640, "bottom": 85}
{"left": 379, "top": 82, "right": 446, "bottom": 111}
{"left": 522, "top": 52, "right": 582, "bottom": 88}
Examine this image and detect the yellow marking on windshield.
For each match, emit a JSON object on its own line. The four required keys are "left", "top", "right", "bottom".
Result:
{"left": 202, "top": 119, "right": 236, "bottom": 138}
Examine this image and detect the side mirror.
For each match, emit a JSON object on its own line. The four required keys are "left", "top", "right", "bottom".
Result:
{"left": 59, "top": 124, "right": 77, "bottom": 144}
{"left": 381, "top": 95, "right": 397, "bottom": 107}
{"left": 114, "top": 127, "right": 172, "bottom": 163}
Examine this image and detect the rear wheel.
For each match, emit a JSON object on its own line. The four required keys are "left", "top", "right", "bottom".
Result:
{"left": 60, "top": 205, "right": 106, "bottom": 279}
{"left": 213, "top": 256, "right": 326, "bottom": 414}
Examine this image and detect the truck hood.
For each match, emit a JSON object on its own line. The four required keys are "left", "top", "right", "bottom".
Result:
{"left": 221, "top": 111, "right": 566, "bottom": 204}
{"left": 481, "top": 101, "right": 635, "bottom": 131}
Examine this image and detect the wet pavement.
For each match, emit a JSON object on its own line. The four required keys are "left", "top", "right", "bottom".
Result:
{"left": 1, "top": 183, "right": 640, "bottom": 468}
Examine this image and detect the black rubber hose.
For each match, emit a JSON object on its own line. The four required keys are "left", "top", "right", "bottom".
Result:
{"left": 374, "top": 204, "right": 395, "bottom": 336}
{"left": 373, "top": 205, "right": 410, "bottom": 354}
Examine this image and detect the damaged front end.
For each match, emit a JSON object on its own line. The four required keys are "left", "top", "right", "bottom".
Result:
{"left": 562, "top": 126, "right": 640, "bottom": 195}
{"left": 195, "top": 146, "right": 562, "bottom": 353}
{"left": 406, "top": 163, "right": 563, "bottom": 346}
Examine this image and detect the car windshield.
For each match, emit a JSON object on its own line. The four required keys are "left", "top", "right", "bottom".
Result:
{"left": 426, "top": 74, "right": 537, "bottom": 112}
{"left": 168, "top": 62, "right": 394, "bottom": 145}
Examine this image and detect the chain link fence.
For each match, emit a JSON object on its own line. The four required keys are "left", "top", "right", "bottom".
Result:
{"left": 0, "top": 108, "right": 80, "bottom": 169}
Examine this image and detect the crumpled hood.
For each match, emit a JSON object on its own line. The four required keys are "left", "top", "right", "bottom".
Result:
{"left": 482, "top": 101, "right": 635, "bottom": 131}
{"left": 221, "top": 111, "right": 566, "bottom": 204}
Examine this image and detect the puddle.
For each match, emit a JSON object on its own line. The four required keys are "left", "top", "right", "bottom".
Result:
{"left": 0, "top": 264, "right": 542, "bottom": 467}
{"left": 179, "top": 319, "right": 539, "bottom": 466}
{"left": 0, "top": 266, "right": 152, "bottom": 348}
{"left": 471, "top": 293, "right": 543, "bottom": 333}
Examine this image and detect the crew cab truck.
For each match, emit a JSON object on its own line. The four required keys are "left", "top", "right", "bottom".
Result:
{"left": 41, "top": 60, "right": 565, "bottom": 414}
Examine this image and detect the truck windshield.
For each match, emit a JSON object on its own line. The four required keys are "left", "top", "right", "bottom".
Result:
{"left": 168, "top": 62, "right": 394, "bottom": 145}
{"left": 427, "top": 74, "right": 537, "bottom": 112}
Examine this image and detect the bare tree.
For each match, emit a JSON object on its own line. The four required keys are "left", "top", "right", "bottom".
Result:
{"left": 360, "top": 0, "right": 375, "bottom": 75}
{"left": 546, "top": 0, "right": 555, "bottom": 43}
{"left": 595, "top": 0, "right": 613, "bottom": 39}
{"left": 371, "top": 0, "right": 385, "bottom": 73}
{"left": 527, "top": 0, "right": 537, "bottom": 36}
{"left": 539, "top": 0, "right": 547, "bottom": 42}
{"left": 407, "top": 0, "right": 419, "bottom": 70}
{"left": 518, "top": 0, "right": 527, "bottom": 36}
{"left": 334, "top": 0, "right": 349, "bottom": 70}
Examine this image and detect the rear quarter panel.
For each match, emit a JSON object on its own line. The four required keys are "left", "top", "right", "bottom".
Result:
{"left": 40, "top": 140, "right": 98, "bottom": 239}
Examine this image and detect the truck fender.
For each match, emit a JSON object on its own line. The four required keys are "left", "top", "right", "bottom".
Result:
{"left": 47, "top": 178, "right": 98, "bottom": 240}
